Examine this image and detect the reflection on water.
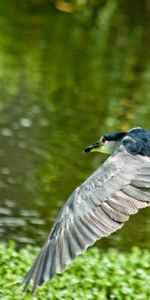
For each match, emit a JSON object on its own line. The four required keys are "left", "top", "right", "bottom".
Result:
{"left": 0, "top": 1, "right": 150, "bottom": 249}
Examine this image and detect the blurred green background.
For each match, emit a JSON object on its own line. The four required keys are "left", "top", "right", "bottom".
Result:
{"left": 0, "top": 0, "right": 150, "bottom": 249}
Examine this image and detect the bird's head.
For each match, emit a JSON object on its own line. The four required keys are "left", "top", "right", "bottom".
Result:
{"left": 84, "top": 131, "right": 127, "bottom": 154}
{"left": 84, "top": 127, "right": 149, "bottom": 155}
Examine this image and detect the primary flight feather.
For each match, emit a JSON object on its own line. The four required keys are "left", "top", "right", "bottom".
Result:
{"left": 23, "top": 127, "right": 150, "bottom": 292}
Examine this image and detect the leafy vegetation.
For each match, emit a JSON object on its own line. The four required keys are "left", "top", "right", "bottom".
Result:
{"left": 0, "top": 242, "right": 150, "bottom": 299}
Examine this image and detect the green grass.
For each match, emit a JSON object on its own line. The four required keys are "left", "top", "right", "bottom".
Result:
{"left": 0, "top": 242, "right": 150, "bottom": 300}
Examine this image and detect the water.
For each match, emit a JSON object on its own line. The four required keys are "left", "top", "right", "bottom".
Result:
{"left": 0, "top": 1, "right": 150, "bottom": 250}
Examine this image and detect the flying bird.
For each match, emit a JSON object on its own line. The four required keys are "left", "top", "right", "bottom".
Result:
{"left": 23, "top": 127, "right": 150, "bottom": 292}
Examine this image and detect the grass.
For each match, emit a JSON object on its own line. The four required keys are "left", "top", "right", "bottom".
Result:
{"left": 0, "top": 241, "right": 150, "bottom": 300}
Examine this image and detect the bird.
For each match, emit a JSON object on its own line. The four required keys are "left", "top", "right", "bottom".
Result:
{"left": 23, "top": 127, "right": 150, "bottom": 292}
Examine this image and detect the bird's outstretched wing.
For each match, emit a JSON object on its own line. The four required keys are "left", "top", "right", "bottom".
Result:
{"left": 23, "top": 145, "right": 150, "bottom": 292}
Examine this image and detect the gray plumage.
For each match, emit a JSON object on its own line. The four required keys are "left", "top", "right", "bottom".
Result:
{"left": 23, "top": 127, "right": 150, "bottom": 292}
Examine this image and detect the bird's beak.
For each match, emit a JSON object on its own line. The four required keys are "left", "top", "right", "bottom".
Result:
{"left": 84, "top": 141, "right": 102, "bottom": 153}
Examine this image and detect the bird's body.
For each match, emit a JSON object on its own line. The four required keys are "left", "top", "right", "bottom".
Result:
{"left": 23, "top": 127, "right": 150, "bottom": 292}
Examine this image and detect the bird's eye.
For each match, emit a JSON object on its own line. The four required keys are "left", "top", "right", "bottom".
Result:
{"left": 100, "top": 136, "right": 105, "bottom": 143}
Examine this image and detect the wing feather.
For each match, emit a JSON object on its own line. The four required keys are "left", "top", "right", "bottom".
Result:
{"left": 101, "top": 202, "right": 129, "bottom": 222}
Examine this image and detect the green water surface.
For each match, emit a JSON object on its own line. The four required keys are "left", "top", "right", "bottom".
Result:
{"left": 0, "top": 1, "right": 150, "bottom": 250}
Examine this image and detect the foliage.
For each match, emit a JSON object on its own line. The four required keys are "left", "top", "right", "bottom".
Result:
{"left": 0, "top": 242, "right": 150, "bottom": 299}
{"left": 0, "top": 0, "right": 150, "bottom": 251}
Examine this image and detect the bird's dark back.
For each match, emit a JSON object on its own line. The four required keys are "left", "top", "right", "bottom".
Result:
{"left": 122, "top": 128, "right": 150, "bottom": 156}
